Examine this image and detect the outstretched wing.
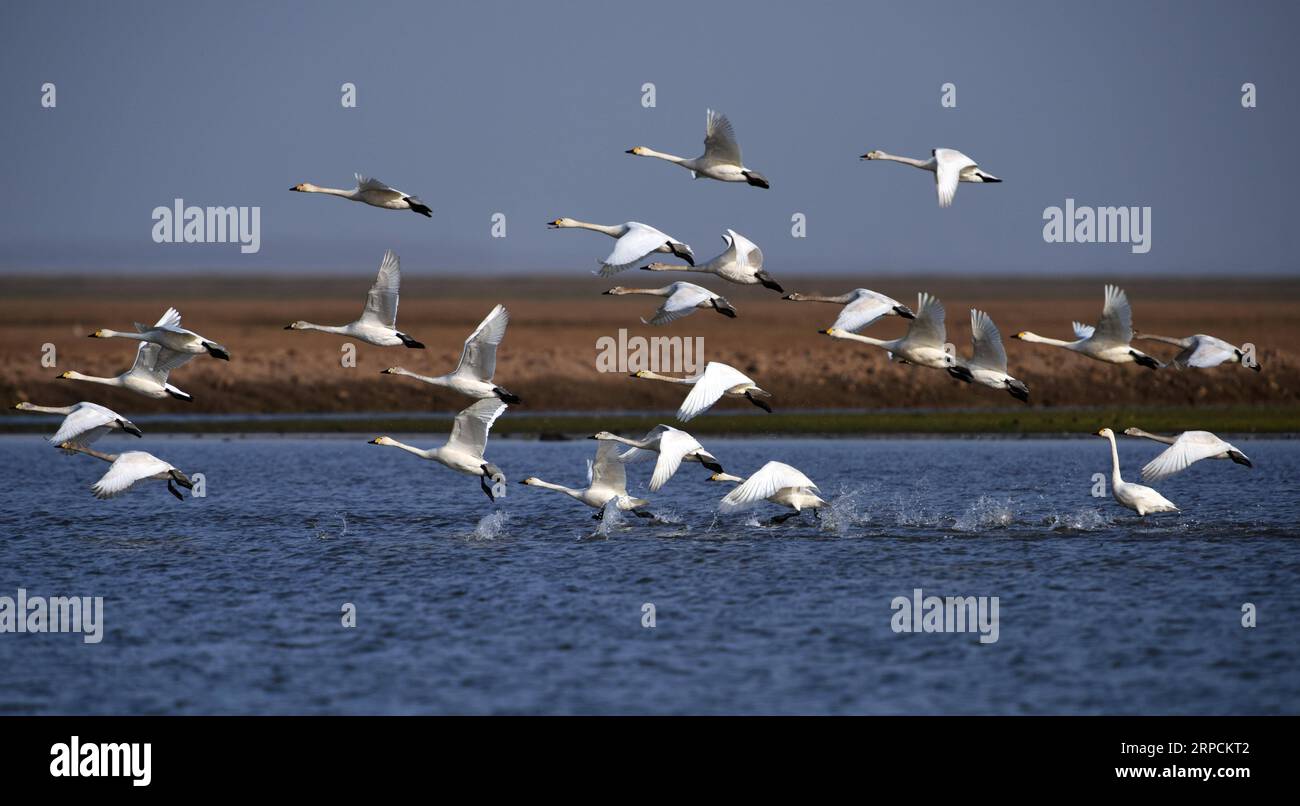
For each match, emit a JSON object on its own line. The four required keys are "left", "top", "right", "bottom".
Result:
{"left": 1092, "top": 284, "right": 1133, "bottom": 346}
{"left": 905, "top": 292, "right": 946, "bottom": 347}
{"left": 588, "top": 439, "right": 628, "bottom": 495}
{"left": 647, "top": 284, "right": 712, "bottom": 326}
{"left": 153, "top": 307, "right": 182, "bottom": 331}
{"left": 1140, "top": 431, "right": 1231, "bottom": 482}
{"left": 447, "top": 399, "right": 508, "bottom": 457}
{"left": 92, "top": 451, "right": 173, "bottom": 499}
{"left": 353, "top": 174, "right": 405, "bottom": 202}
{"left": 1177, "top": 337, "right": 1236, "bottom": 369}
{"left": 600, "top": 223, "right": 670, "bottom": 275}
{"left": 648, "top": 428, "right": 702, "bottom": 492}
{"left": 131, "top": 342, "right": 194, "bottom": 383}
{"left": 833, "top": 290, "right": 897, "bottom": 333}
{"left": 969, "top": 309, "right": 1008, "bottom": 372}
{"left": 359, "top": 250, "right": 401, "bottom": 327}
{"left": 453, "top": 305, "right": 508, "bottom": 381}
{"left": 702, "top": 109, "right": 743, "bottom": 165}
{"left": 719, "top": 461, "right": 818, "bottom": 513}
{"left": 724, "top": 229, "right": 763, "bottom": 270}
{"left": 677, "top": 362, "right": 753, "bottom": 422}
{"left": 1072, "top": 322, "right": 1096, "bottom": 340}
{"left": 50, "top": 404, "right": 117, "bottom": 447}
{"left": 933, "top": 149, "right": 974, "bottom": 208}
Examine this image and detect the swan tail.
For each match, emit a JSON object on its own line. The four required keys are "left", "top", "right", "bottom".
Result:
{"left": 397, "top": 332, "right": 426, "bottom": 349}
{"left": 493, "top": 387, "right": 522, "bottom": 405}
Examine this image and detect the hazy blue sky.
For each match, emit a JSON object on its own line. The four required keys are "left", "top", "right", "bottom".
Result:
{"left": 0, "top": 0, "right": 1294, "bottom": 275}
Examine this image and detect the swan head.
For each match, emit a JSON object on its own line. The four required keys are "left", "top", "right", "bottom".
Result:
{"left": 290, "top": 183, "right": 317, "bottom": 192}
{"left": 589, "top": 431, "right": 617, "bottom": 441}
{"left": 602, "top": 287, "right": 625, "bottom": 296}
{"left": 1095, "top": 428, "right": 1115, "bottom": 439}
{"left": 520, "top": 477, "right": 539, "bottom": 486}
{"left": 548, "top": 218, "right": 577, "bottom": 229}
{"left": 631, "top": 370, "right": 649, "bottom": 378}
{"left": 89, "top": 329, "right": 108, "bottom": 338}
{"left": 284, "top": 321, "right": 309, "bottom": 330}
{"left": 56, "top": 371, "right": 75, "bottom": 380}
{"left": 380, "top": 367, "right": 401, "bottom": 375}
{"left": 626, "top": 147, "right": 648, "bottom": 156}
{"left": 369, "top": 436, "right": 397, "bottom": 447}
{"left": 820, "top": 327, "right": 837, "bottom": 336}
{"left": 860, "top": 150, "right": 885, "bottom": 161}
{"left": 14, "top": 402, "right": 35, "bottom": 411}
{"left": 1012, "top": 331, "right": 1030, "bottom": 340}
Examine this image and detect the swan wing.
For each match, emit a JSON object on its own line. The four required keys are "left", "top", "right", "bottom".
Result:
{"left": 905, "top": 292, "right": 946, "bottom": 347}
{"left": 589, "top": 439, "right": 628, "bottom": 494}
{"left": 725, "top": 229, "right": 763, "bottom": 270}
{"left": 50, "top": 404, "right": 118, "bottom": 447}
{"left": 1140, "top": 431, "right": 1230, "bottom": 482}
{"left": 447, "top": 399, "right": 507, "bottom": 456}
{"left": 599, "top": 223, "right": 670, "bottom": 276}
{"left": 153, "top": 307, "right": 183, "bottom": 330}
{"left": 649, "top": 428, "right": 701, "bottom": 492}
{"left": 1092, "top": 284, "right": 1133, "bottom": 346}
{"left": 353, "top": 174, "right": 405, "bottom": 201}
{"left": 648, "top": 284, "right": 711, "bottom": 326}
{"left": 831, "top": 291, "right": 897, "bottom": 333}
{"left": 1177, "top": 337, "right": 1236, "bottom": 369}
{"left": 358, "top": 249, "right": 402, "bottom": 328}
{"left": 1072, "top": 322, "right": 1096, "bottom": 340}
{"left": 131, "top": 342, "right": 194, "bottom": 382}
{"left": 677, "top": 362, "right": 752, "bottom": 422}
{"left": 92, "top": 451, "right": 173, "bottom": 499}
{"left": 453, "top": 305, "right": 508, "bottom": 381}
{"left": 719, "top": 461, "right": 818, "bottom": 512}
{"left": 969, "top": 309, "right": 1008, "bottom": 372}
{"left": 703, "top": 109, "right": 743, "bottom": 165}
{"left": 933, "top": 149, "right": 973, "bottom": 208}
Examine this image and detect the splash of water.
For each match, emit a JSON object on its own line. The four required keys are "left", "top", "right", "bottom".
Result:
{"left": 471, "top": 510, "right": 509, "bottom": 541}
{"left": 590, "top": 499, "right": 625, "bottom": 539}
{"left": 311, "top": 512, "right": 348, "bottom": 540}
{"left": 819, "top": 487, "right": 873, "bottom": 534}
{"left": 1043, "top": 507, "right": 1108, "bottom": 532}
{"left": 953, "top": 496, "right": 1015, "bottom": 532}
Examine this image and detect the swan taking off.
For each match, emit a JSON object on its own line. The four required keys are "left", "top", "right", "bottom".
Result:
{"left": 14, "top": 401, "right": 143, "bottom": 447}
{"left": 285, "top": 250, "right": 425, "bottom": 348}
{"left": 631, "top": 361, "right": 772, "bottom": 420}
{"left": 627, "top": 109, "right": 770, "bottom": 188}
{"left": 590, "top": 424, "right": 723, "bottom": 492}
{"left": 1012, "top": 285, "right": 1162, "bottom": 370}
{"left": 822, "top": 292, "right": 969, "bottom": 378}
{"left": 860, "top": 148, "right": 1001, "bottom": 208}
{"left": 1123, "top": 428, "right": 1252, "bottom": 482}
{"left": 61, "top": 442, "right": 193, "bottom": 500}
{"left": 91, "top": 307, "right": 229, "bottom": 360}
{"left": 60, "top": 308, "right": 197, "bottom": 400}
{"left": 1095, "top": 428, "right": 1178, "bottom": 516}
{"left": 603, "top": 282, "right": 736, "bottom": 325}
{"left": 290, "top": 173, "right": 432, "bottom": 217}
{"left": 1134, "top": 332, "right": 1261, "bottom": 372}
{"left": 710, "top": 461, "right": 825, "bottom": 524}
{"left": 949, "top": 310, "right": 1029, "bottom": 403}
{"left": 642, "top": 229, "right": 783, "bottom": 292}
{"left": 548, "top": 218, "right": 694, "bottom": 276}
{"left": 520, "top": 440, "right": 654, "bottom": 518}
{"left": 381, "top": 305, "right": 520, "bottom": 403}
{"left": 369, "top": 398, "right": 508, "bottom": 501}
{"left": 783, "top": 288, "right": 916, "bottom": 332}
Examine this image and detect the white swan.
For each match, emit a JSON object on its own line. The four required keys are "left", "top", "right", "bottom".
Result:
{"left": 14, "top": 401, "right": 143, "bottom": 447}
{"left": 783, "top": 288, "right": 916, "bottom": 332}
{"left": 285, "top": 250, "right": 425, "bottom": 348}
{"left": 631, "top": 361, "right": 772, "bottom": 420}
{"left": 590, "top": 424, "right": 723, "bottom": 492}
{"left": 1133, "top": 332, "right": 1261, "bottom": 372}
{"left": 949, "top": 309, "right": 1029, "bottom": 403}
{"left": 710, "top": 461, "right": 825, "bottom": 523}
{"left": 381, "top": 305, "right": 520, "bottom": 403}
{"left": 61, "top": 442, "right": 193, "bottom": 500}
{"left": 90, "top": 307, "right": 229, "bottom": 360}
{"left": 642, "top": 229, "right": 783, "bottom": 292}
{"left": 520, "top": 440, "right": 654, "bottom": 518}
{"left": 627, "top": 109, "right": 769, "bottom": 188}
{"left": 548, "top": 218, "right": 694, "bottom": 276}
{"left": 1012, "top": 285, "right": 1162, "bottom": 369}
{"left": 1095, "top": 428, "right": 1179, "bottom": 516}
{"left": 602, "top": 282, "right": 736, "bottom": 325}
{"left": 291, "top": 173, "right": 431, "bottom": 217}
{"left": 821, "top": 292, "right": 966, "bottom": 376}
{"left": 1123, "top": 427, "right": 1252, "bottom": 482}
{"left": 60, "top": 309, "right": 197, "bottom": 400}
{"left": 860, "top": 147, "right": 1001, "bottom": 207}
{"left": 369, "top": 398, "right": 508, "bottom": 501}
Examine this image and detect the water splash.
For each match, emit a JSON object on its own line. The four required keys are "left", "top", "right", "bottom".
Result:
{"left": 590, "top": 499, "right": 625, "bottom": 539}
{"left": 1043, "top": 507, "right": 1109, "bottom": 532}
{"left": 953, "top": 496, "right": 1015, "bottom": 532}
{"left": 311, "top": 512, "right": 348, "bottom": 540}
{"left": 819, "top": 487, "right": 873, "bottom": 534}
{"left": 470, "top": 510, "right": 509, "bottom": 541}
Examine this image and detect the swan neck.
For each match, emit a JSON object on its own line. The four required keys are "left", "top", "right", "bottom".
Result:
{"left": 1018, "top": 333, "right": 1075, "bottom": 348}
{"left": 639, "top": 148, "right": 687, "bottom": 164}
{"left": 1106, "top": 432, "right": 1123, "bottom": 485}
{"left": 22, "top": 404, "right": 73, "bottom": 414}
{"left": 876, "top": 152, "right": 930, "bottom": 169}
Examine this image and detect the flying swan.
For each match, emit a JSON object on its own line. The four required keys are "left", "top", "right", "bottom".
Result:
{"left": 60, "top": 310, "right": 197, "bottom": 400}
{"left": 14, "top": 401, "right": 143, "bottom": 447}
{"left": 603, "top": 282, "right": 736, "bottom": 325}
{"left": 860, "top": 147, "right": 1001, "bottom": 208}
{"left": 590, "top": 424, "right": 723, "bottom": 492}
{"left": 1094, "top": 428, "right": 1179, "bottom": 516}
{"left": 1012, "top": 285, "right": 1162, "bottom": 369}
{"left": 1133, "top": 332, "right": 1261, "bottom": 371}
{"left": 822, "top": 292, "right": 972, "bottom": 379}
{"left": 548, "top": 218, "right": 694, "bottom": 276}
{"left": 285, "top": 249, "right": 425, "bottom": 348}
{"left": 369, "top": 398, "right": 508, "bottom": 501}
{"left": 1123, "top": 427, "right": 1252, "bottom": 482}
{"left": 61, "top": 442, "right": 193, "bottom": 500}
{"left": 520, "top": 440, "right": 654, "bottom": 518}
{"left": 948, "top": 309, "right": 1029, "bottom": 403}
{"left": 90, "top": 306, "right": 229, "bottom": 360}
{"left": 627, "top": 109, "right": 770, "bottom": 188}
{"left": 291, "top": 173, "right": 432, "bottom": 217}
{"left": 631, "top": 361, "right": 772, "bottom": 420}
{"left": 783, "top": 288, "right": 916, "bottom": 332}
{"left": 642, "top": 229, "right": 782, "bottom": 292}
{"left": 381, "top": 304, "right": 520, "bottom": 403}
{"left": 710, "top": 461, "right": 825, "bottom": 524}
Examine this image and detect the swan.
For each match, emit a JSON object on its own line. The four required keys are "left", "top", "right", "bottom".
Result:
{"left": 860, "top": 147, "right": 1001, "bottom": 207}
{"left": 381, "top": 305, "right": 520, "bottom": 403}
{"left": 520, "top": 440, "right": 654, "bottom": 518}
{"left": 602, "top": 282, "right": 736, "bottom": 325}
{"left": 369, "top": 398, "right": 508, "bottom": 501}
{"left": 1123, "top": 427, "right": 1252, "bottom": 482}
{"left": 285, "top": 249, "right": 425, "bottom": 348}
{"left": 547, "top": 218, "right": 694, "bottom": 275}
{"left": 590, "top": 424, "right": 723, "bottom": 492}
{"left": 1012, "top": 285, "right": 1162, "bottom": 369}
{"left": 709, "top": 461, "right": 825, "bottom": 524}
{"left": 60, "top": 442, "right": 193, "bottom": 500}
{"left": 90, "top": 307, "right": 229, "bottom": 360}
{"left": 290, "top": 173, "right": 431, "bottom": 217}
{"left": 627, "top": 109, "right": 770, "bottom": 188}
{"left": 1094, "top": 428, "right": 1179, "bottom": 516}
{"left": 948, "top": 309, "right": 1029, "bottom": 403}
{"left": 14, "top": 401, "right": 143, "bottom": 447}
{"left": 1133, "top": 332, "right": 1261, "bottom": 371}
{"left": 821, "top": 292, "right": 970, "bottom": 379}
{"left": 783, "top": 288, "right": 916, "bottom": 332}
{"left": 631, "top": 361, "right": 772, "bottom": 420}
{"left": 642, "top": 229, "right": 783, "bottom": 292}
{"left": 59, "top": 311, "right": 197, "bottom": 400}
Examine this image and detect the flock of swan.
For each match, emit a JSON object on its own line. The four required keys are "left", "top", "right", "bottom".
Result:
{"left": 13, "top": 109, "right": 1260, "bottom": 522}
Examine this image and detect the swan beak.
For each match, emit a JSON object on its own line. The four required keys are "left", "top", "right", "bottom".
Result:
{"left": 1012, "top": 332, "right": 1026, "bottom": 340}
{"left": 289, "top": 185, "right": 302, "bottom": 192}
{"left": 601, "top": 289, "right": 614, "bottom": 295}
{"left": 820, "top": 328, "right": 835, "bottom": 336}
{"left": 547, "top": 220, "right": 562, "bottom": 228}
{"left": 88, "top": 330, "right": 102, "bottom": 338}
{"left": 625, "top": 148, "right": 637, "bottom": 154}
{"left": 56, "top": 371, "right": 71, "bottom": 379}
{"left": 368, "top": 437, "right": 383, "bottom": 445}
{"left": 284, "top": 323, "right": 295, "bottom": 330}
{"left": 586, "top": 435, "right": 599, "bottom": 440}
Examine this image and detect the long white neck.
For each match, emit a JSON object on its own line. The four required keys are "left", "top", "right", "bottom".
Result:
{"left": 1127, "top": 428, "right": 1176, "bottom": 446}
{"left": 644, "top": 262, "right": 701, "bottom": 274}
{"left": 297, "top": 322, "right": 350, "bottom": 335}
{"left": 873, "top": 152, "right": 933, "bottom": 170}
{"left": 609, "top": 288, "right": 670, "bottom": 298}
{"left": 635, "top": 371, "right": 694, "bottom": 385}
{"left": 385, "top": 367, "right": 447, "bottom": 387}
{"left": 1016, "top": 332, "right": 1080, "bottom": 349}
{"left": 598, "top": 435, "right": 643, "bottom": 449}
{"left": 1133, "top": 332, "right": 1188, "bottom": 348}
{"left": 829, "top": 331, "right": 891, "bottom": 349}
{"left": 64, "top": 371, "right": 124, "bottom": 388}
{"left": 788, "top": 293, "right": 852, "bottom": 304}
{"left": 305, "top": 185, "right": 356, "bottom": 198}
{"left": 712, "top": 473, "right": 744, "bottom": 484}
{"left": 635, "top": 148, "right": 690, "bottom": 166}
{"left": 18, "top": 403, "right": 76, "bottom": 415}
{"left": 526, "top": 478, "right": 585, "bottom": 500}
{"left": 385, "top": 439, "right": 434, "bottom": 459}
{"left": 95, "top": 329, "right": 148, "bottom": 341}
{"left": 564, "top": 220, "right": 624, "bottom": 237}
{"left": 1105, "top": 432, "right": 1124, "bottom": 486}
{"left": 65, "top": 443, "right": 117, "bottom": 463}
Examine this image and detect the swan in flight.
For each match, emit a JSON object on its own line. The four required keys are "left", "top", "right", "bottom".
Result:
{"left": 1012, "top": 285, "right": 1162, "bottom": 370}
{"left": 369, "top": 398, "right": 508, "bottom": 501}
{"left": 60, "top": 442, "right": 193, "bottom": 500}
{"left": 1123, "top": 428, "right": 1252, "bottom": 482}
{"left": 642, "top": 229, "right": 783, "bottom": 292}
{"left": 590, "top": 424, "right": 723, "bottom": 492}
{"left": 381, "top": 305, "right": 520, "bottom": 403}
{"left": 520, "top": 440, "right": 654, "bottom": 518}
{"left": 821, "top": 292, "right": 970, "bottom": 378}
{"left": 602, "top": 282, "right": 736, "bottom": 325}
{"left": 14, "top": 401, "right": 143, "bottom": 447}
{"left": 1134, "top": 332, "right": 1261, "bottom": 371}
{"left": 89, "top": 306, "right": 229, "bottom": 360}
{"left": 285, "top": 250, "right": 425, "bottom": 348}
{"left": 290, "top": 173, "right": 432, "bottom": 217}
{"left": 627, "top": 109, "right": 770, "bottom": 188}
{"left": 631, "top": 361, "right": 772, "bottom": 420}
{"left": 783, "top": 288, "right": 916, "bottom": 332}
{"left": 60, "top": 312, "right": 197, "bottom": 400}
{"left": 1095, "top": 428, "right": 1179, "bottom": 516}
{"left": 860, "top": 147, "right": 1001, "bottom": 207}
{"left": 548, "top": 218, "right": 694, "bottom": 275}
{"left": 710, "top": 461, "right": 825, "bottom": 524}
{"left": 948, "top": 309, "right": 1029, "bottom": 403}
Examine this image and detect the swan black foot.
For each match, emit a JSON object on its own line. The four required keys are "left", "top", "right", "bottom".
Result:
{"left": 397, "top": 332, "right": 426, "bottom": 349}
{"left": 494, "top": 387, "right": 521, "bottom": 404}
{"left": 745, "top": 391, "right": 773, "bottom": 413}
